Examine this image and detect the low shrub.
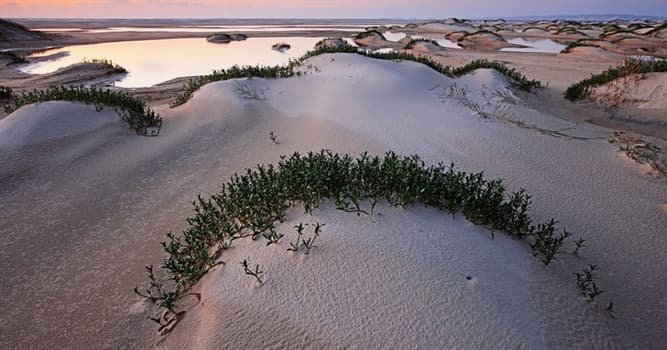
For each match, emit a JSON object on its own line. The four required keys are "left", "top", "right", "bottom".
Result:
{"left": 82, "top": 58, "right": 127, "bottom": 73}
{"left": 137, "top": 150, "right": 575, "bottom": 331}
{"left": 353, "top": 30, "right": 386, "bottom": 40}
{"left": 0, "top": 85, "right": 12, "bottom": 100}
{"left": 0, "top": 51, "right": 27, "bottom": 64}
{"left": 560, "top": 40, "right": 602, "bottom": 54}
{"left": 404, "top": 38, "right": 441, "bottom": 50}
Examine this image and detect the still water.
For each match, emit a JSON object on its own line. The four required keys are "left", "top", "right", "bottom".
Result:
{"left": 34, "top": 24, "right": 378, "bottom": 34}
{"left": 500, "top": 38, "right": 566, "bottom": 53}
{"left": 22, "top": 37, "right": 332, "bottom": 88}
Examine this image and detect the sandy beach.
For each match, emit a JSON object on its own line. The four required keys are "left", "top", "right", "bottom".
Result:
{"left": 1, "top": 16, "right": 667, "bottom": 349}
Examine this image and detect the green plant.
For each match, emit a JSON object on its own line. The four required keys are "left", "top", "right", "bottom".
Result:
{"left": 0, "top": 51, "right": 27, "bottom": 64}
{"left": 263, "top": 228, "right": 284, "bottom": 246}
{"left": 4, "top": 85, "right": 161, "bottom": 136}
{"left": 575, "top": 264, "right": 605, "bottom": 301}
{"left": 404, "top": 38, "right": 441, "bottom": 50}
{"left": 82, "top": 58, "right": 127, "bottom": 73}
{"left": 133, "top": 265, "right": 184, "bottom": 334}
{"left": 353, "top": 30, "right": 387, "bottom": 41}
{"left": 560, "top": 39, "right": 602, "bottom": 54}
{"left": 139, "top": 150, "right": 596, "bottom": 331}
{"left": 241, "top": 258, "right": 264, "bottom": 284}
{"left": 287, "top": 223, "right": 306, "bottom": 252}
{"left": 573, "top": 237, "right": 586, "bottom": 254}
{"left": 302, "top": 222, "right": 324, "bottom": 255}
{"left": 269, "top": 131, "right": 279, "bottom": 144}
{"left": 0, "top": 85, "right": 12, "bottom": 100}
{"left": 605, "top": 301, "right": 615, "bottom": 318}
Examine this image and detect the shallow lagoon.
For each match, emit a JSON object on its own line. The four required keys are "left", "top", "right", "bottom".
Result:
{"left": 21, "top": 37, "right": 332, "bottom": 87}
{"left": 500, "top": 38, "right": 566, "bottom": 53}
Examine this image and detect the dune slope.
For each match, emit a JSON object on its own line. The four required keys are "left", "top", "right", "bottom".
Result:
{"left": 0, "top": 53, "right": 665, "bottom": 349}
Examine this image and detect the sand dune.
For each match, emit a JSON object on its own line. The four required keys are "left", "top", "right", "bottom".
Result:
{"left": 1, "top": 53, "right": 667, "bottom": 349}
{"left": 0, "top": 101, "right": 121, "bottom": 148}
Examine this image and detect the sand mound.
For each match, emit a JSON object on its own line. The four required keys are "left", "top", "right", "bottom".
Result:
{"left": 0, "top": 101, "right": 120, "bottom": 148}
{"left": 315, "top": 38, "right": 347, "bottom": 49}
{"left": 9, "top": 62, "right": 126, "bottom": 88}
{"left": 156, "top": 55, "right": 625, "bottom": 349}
{"left": 0, "top": 18, "right": 49, "bottom": 42}
{"left": 562, "top": 46, "right": 624, "bottom": 61}
{"left": 406, "top": 40, "right": 444, "bottom": 54}
{"left": 458, "top": 31, "right": 512, "bottom": 50}
{"left": 353, "top": 31, "right": 404, "bottom": 50}
{"left": 162, "top": 204, "right": 618, "bottom": 349}
{"left": 592, "top": 72, "right": 667, "bottom": 109}
{"left": 523, "top": 28, "right": 548, "bottom": 34}
{"left": 418, "top": 22, "right": 472, "bottom": 34}
{"left": 206, "top": 33, "right": 247, "bottom": 44}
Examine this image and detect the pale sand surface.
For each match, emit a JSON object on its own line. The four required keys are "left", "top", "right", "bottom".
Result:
{"left": 0, "top": 101, "right": 120, "bottom": 148}
{"left": 1, "top": 53, "right": 666, "bottom": 349}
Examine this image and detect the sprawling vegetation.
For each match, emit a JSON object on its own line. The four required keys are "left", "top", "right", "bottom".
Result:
{"left": 353, "top": 29, "right": 386, "bottom": 40}
{"left": 4, "top": 86, "right": 162, "bottom": 136}
{"left": 644, "top": 22, "right": 667, "bottom": 37}
{"left": 170, "top": 41, "right": 541, "bottom": 107}
{"left": 0, "top": 85, "right": 11, "bottom": 100}
{"left": 404, "top": 38, "right": 441, "bottom": 50}
{"left": 565, "top": 58, "right": 667, "bottom": 101}
{"left": 450, "top": 59, "right": 541, "bottom": 90}
{"left": 0, "top": 50, "right": 27, "bottom": 64}
{"left": 560, "top": 39, "right": 603, "bottom": 54}
{"left": 137, "top": 150, "right": 577, "bottom": 331}
{"left": 169, "top": 64, "right": 295, "bottom": 107}
{"left": 81, "top": 58, "right": 128, "bottom": 73}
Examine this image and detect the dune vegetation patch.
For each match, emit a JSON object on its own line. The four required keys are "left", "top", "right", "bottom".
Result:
{"left": 560, "top": 39, "right": 604, "bottom": 54}
{"left": 170, "top": 40, "right": 541, "bottom": 108}
{"left": 565, "top": 58, "right": 667, "bottom": 101}
{"left": 403, "top": 38, "right": 442, "bottom": 50}
{"left": 4, "top": 86, "right": 162, "bottom": 136}
{"left": 353, "top": 29, "right": 387, "bottom": 40}
{"left": 0, "top": 50, "right": 27, "bottom": 64}
{"left": 0, "top": 85, "right": 11, "bottom": 100}
{"left": 80, "top": 58, "right": 128, "bottom": 74}
{"left": 135, "top": 150, "right": 609, "bottom": 333}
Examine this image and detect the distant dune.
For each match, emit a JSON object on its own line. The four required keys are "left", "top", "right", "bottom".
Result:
{"left": 0, "top": 18, "right": 50, "bottom": 42}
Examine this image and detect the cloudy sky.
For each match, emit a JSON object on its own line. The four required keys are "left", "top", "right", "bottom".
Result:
{"left": 1, "top": 0, "right": 665, "bottom": 18}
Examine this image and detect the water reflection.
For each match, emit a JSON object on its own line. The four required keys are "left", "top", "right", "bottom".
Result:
{"left": 383, "top": 32, "right": 407, "bottom": 42}
{"left": 500, "top": 38, "right": 566, "bottom": 53}
{"left": 35, "top": 25, "right": 369, "bottom": 34}
{"left": 21, "top": 37, "right": 330, "bottom": 88}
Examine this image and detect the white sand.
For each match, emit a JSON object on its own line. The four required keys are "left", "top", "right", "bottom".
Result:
{"left": 617, "top": 72, "right": 667, "bottom": 109}
{"left": 0, "top": 101, "right": 120, "bottom": 148}
{"left": 562, "top": 46, "right": 625, "bottom": 61}
{"left": 1, "top": 53, "right": 666, "bottom": 349}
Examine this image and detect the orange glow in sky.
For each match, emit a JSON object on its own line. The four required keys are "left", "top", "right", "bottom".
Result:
{"left": 1, "top": 0, "right": 664, "bottom": 18}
